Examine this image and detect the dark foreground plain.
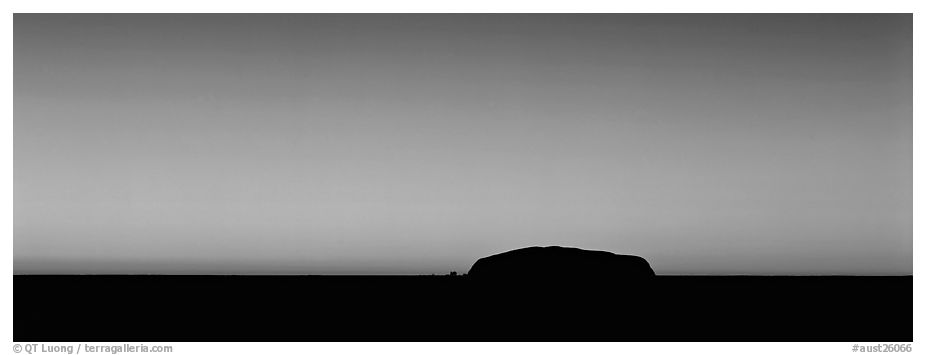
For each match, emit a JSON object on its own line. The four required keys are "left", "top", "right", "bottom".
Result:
{"left": 15, "top": 275, "right": 911, "bottom": 341}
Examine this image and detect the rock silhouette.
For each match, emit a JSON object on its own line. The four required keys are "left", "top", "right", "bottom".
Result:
{"left": 468, "top": 246, "right": 655, "bottom": 281}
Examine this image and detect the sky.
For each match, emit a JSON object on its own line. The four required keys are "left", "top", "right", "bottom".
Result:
{"left": 14, "top": 14, "right": 912, "bottom": 275}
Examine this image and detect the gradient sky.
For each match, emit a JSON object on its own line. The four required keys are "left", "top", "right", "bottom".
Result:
{"left": 14, "top": 14, "right": 912, "bottom": 275}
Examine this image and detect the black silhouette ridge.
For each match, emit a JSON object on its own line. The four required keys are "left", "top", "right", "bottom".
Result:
{"left": 468, "top": 246, "right": 655, "bottom": 281}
